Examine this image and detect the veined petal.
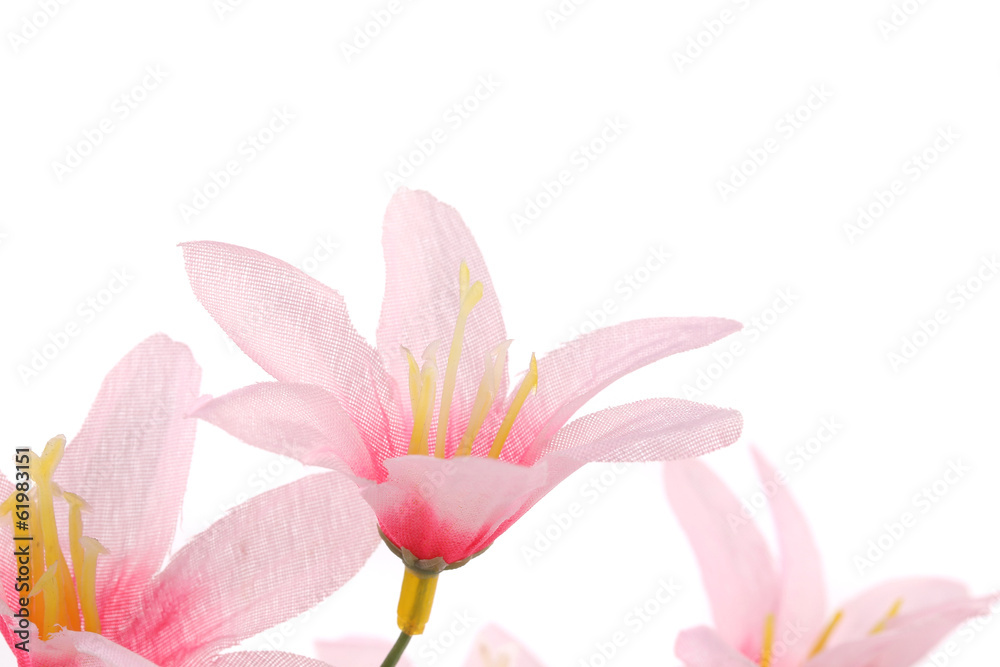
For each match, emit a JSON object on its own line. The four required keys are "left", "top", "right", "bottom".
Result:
{"left": 675, "top": 627, "right": 758, "bottom": 666}
{"left": 119, "top": 473, "right": 378, "bottom": 666}
{"left": 663, "top": 459, "right": 780, "bottom": 660}
{"left": 807, "top": 595, "right": 997, "bottom": 667}
{"left": 316, "top": 637, "right": 414, "bottom": 667}
{"left": 217, "top": 651, "right": 347, "bottom": 667}
{"left": 463, "top": 624, "right": 547, "bottom": 667}
{"left": 750, "top": 449, "right": 826, "bottom": 667}
{"left": 193, "top": 382, "right": 383, "bottom": 482}
{"left": 376, "top": 189, "right": 508, "bottom": 454}
{"left": 181, "top": 240, "right": 394, "bottom": 453}
{"left": 52, "top": 334, "right": 201, "bottom": 639}
{"left": 507, "top": 317, "right": 742, "bottom": 464}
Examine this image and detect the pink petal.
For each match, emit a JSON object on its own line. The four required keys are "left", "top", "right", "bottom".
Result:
{"left": 376, "top": 189, "right": 508, "bottom": 456}
{"left": 193, "top": 382, "right": 384, "bottom": 482}
{"left": 316, "top": 637, "right": 413, "bottom": 667}
{"left": 675, "top": 627, "right": 758, "bottom": 666}
{"left": 462, "top": 624, "right": 547, "bottom": 667}
{"left": 363, "top": 455, "right": 548, "bottom": 564}
{"left": 52, "top": 334, "right": 201, "bottom": 639}
{"left": 823, "top": 578, "right": 970, "bottom": 649}
{"left": 663, "top": 459, "right": 780, "bottom": 660}
{"left": 118, "top": 473, "right": 378, "bottom": 666}
{"left": 506, "top": 317, "right": 742, "bottom": 464}
{"left": 749, "top": 449, "right": 826, "bottom": 667}
{"left": 181, "top": 240, "right": 395, "bottom": 454}
{"left": 216, "top": 651, "right": 344, "bottom": 667}
{"left": 807, "top": 595, "right": 996, "bottom": 667}
{"left": 44, "top": 631, "right": 159, "bottom": 667}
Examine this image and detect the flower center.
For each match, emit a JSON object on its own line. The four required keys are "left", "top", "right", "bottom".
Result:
{"left": 1, "top": 435, "right": 105, "bottom": 639}
{"left": 403, "top": 261, "right": 538, "bottom": 460}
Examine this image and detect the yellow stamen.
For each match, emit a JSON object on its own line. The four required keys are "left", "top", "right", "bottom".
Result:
{"left": 406, "top": 345, "right": 439, "bottom": 456}
{"left": 64, "top": 491, "right": 95, "bottom": 627}
{"left": 760, "top": 614, "right": 775, "bottom": 667}
{"left": 869, "top": 598, "right": 903, "bottom": 634}
{"left": 808, "top": 610, "right": 844, "bottom": 657}
{"left": 1, "top": 490, "right": 44, "bottom": 624}
{"left": 434, "top": 262, "right": 483, "bottom": 458}
{"left": 488, "top": 354, "right": 538, "bottom": 459}
{"left": 456, "top": 342, "right": 511, "bottom": 457}
{"left": 403, "top": 347, "right": 420, "bottom": 417}
{"left": 28, "top": 563, "right": 61, "bottom": 639}
{"left": 78, "top": 537, "right": 107, "bottom": 633}
{"left": 395, "top": 567, "right": 438, "bottom": 635}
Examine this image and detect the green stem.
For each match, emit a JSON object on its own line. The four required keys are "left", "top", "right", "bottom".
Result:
{"left": 380, "top": 631, "right": 412, "bottom": 667}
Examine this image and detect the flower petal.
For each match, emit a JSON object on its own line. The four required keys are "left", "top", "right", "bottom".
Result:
{"left": 663, "top": 459, "right": 780, "bottom": 660}
{"left": 181, "top": 240, "right": 395, "bottom": 453}
{"left": 217, "top": 651, "right": 345, "bottom": 667}
{"left": 675, "top": 626, "right": 758, "bottom": 666}
{"left": 363, "top": 455, "right": 547, "bottom": 564}
{"left": 807, "top": 595, "right": 996, "bottom": 667}
{"left": 749, "top": 449, "right": 826, "bottom": 667}
{"left": 193, "top": 382, "right": 383, "bottom": 482}
{"left": 376, "top": 189, "right": 508, "bottom": 455}
{"left": 507, "top": 317, "right": 742, "bottom": 464}
{"left": 119, "top": 473, "right": 378, "bottom": 666}
{"left": 52, "top": 334, "right": 201, "bottom": 638}
{"left": 463, "top": 624, "right": 547, "bottom": 667}
{"left": 316, "top": 637, "right": 414, "bottom": 667}
{"left": 44, "top": 631, "right": 159, "bottom": 667}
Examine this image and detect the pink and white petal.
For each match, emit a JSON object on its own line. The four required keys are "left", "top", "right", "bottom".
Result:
{"left": 118, "top": 473, "right": 379, "bottom": 666}
{"left": 181, "top": 241, "right": 395, "bottom": 454}
{"left": 663, "top": 459, "right": 780, "bottom": 660}
{"left": 52, "top": 334, "right": 201, "bottom": 638}
{"left": 363, "top": 456, "right": 548, "bottom": 564}
{"left": 462, "top": 624, "right": 546, "bottom": 667}
{"left": 675, "top": 627, "right": 758, "bottom": 667}
{"left": 44, "top": 631, "right": 159, "bottom": 667}
{"left": 193, "top": 382, "right": 383, "bottom": 482}
{"left": 507, "top": 317, "right": 742, "bottom": 464}
{"left": 375, "top": 189, "right": 508, "bottom": 455}
{"left": 750, "top": 449, "right": 826, "bottom": 667}
{"left": 823, "top": 578, "right": 970, "bottom": 649}
{"left": 216, "top": 651, "right": 346, "bottom": 667}
{"left": 807, "top": 595, "right": 996, "bottom": 667}
{"left": 315, "top": 637, "right": 413, "bottom": 667}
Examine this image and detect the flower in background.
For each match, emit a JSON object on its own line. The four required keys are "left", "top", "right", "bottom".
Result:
{"left": 1, "top": 334, "right": 379, "bottom": 667}
{"left": 663, "top": 450, "right": 995, "bottom": 667}
{"left": 316, "top": 623, "right": 546, "bottom": 666}
{"left": 182, "top": 188, "right": 742, "bottom": 649}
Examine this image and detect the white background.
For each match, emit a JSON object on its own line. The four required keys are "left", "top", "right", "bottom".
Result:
{"left": 2, "top": 0, "right": 999, "bottom": 665}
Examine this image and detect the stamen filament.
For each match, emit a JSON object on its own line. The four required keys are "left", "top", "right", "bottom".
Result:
{"left": 407, "top": 346, "right": 439, "bottom": 456}
{"left": 488, "top": 354, "right": 538, "bottom": 460}
{"left": 869, "top": 598, "right": 903, "bottom": 634}
{"left": 760, "top": 614, "right": 775, "bottom": 667}
{"left": 434, "top": 262, "right": 483, "bottom": 458}
{"left": 456, "top": 343, "right": 510, "bottom": 457}
{"left": 29, "top": 564, "right": 61, "bottom": 639}
{"left": 808, "top": 610, "right": 843, "bottom": 657}
{"left": 79, "top": 537, "right": 107, "bottom": 633}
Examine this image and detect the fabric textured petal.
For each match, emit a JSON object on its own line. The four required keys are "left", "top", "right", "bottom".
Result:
{"left": 119, "top": 473, "right": 378, "bottom": 666}
{"left": 376, "top": 189, "right": 508, "bottom": 457}
{"left": 193, "top": 382, "right": 382, "bottom": 482}
{"left": 181, "top": 240, "right": 395, "bottom": 457}
{"left": 508, "top": 317, "right": 742, "bottom": 464}
{"left": 663, "top": 459, "right": 779, "bottom": 660}
{"left": 44, "top": 631, "right": 160, "bottom": 667}
{"left": 215, "top": 651, "right": 343, "bottom": 667}
{"left": 675, "top": 627, "right": 757, "bottom": 666}
{"left": 315, "top": 637, "right": 414, "bottom": 667}
{"left": 750, "top": 449, "right": 826, "bottom": 666}
{"left": 53, "top": 334, "right": 201, "bottom": 639}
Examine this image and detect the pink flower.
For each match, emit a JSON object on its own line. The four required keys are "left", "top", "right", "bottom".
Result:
{"left": 315, "top": 624, "right": 545, "bottom": 666}
{"left": 663, "top": 450, "right": 996, "bottom": 667}
{"left": 182, "top": 189, "right": 743, "bottom": 581}
{"left": 1, "top": 335, "right": 379, "bottom": 666}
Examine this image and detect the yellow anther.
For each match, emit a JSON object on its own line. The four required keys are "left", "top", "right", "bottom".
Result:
{"left": 869, "top": 598, "right": 903, "bottom": 634}
{"left": 434, "top": 262, "right": 483, "bottom": 458}
{"left": 396, "top": 567, "right": 438, "bottom": 635}
{"left": 407, "top": 345, "right": 439, "bottom": 456}
{"left": 456, "top": 342, "right": 511, "bottom": 457}
{"left": 760, "top": 614, "right": 775, "bottom": 667}
{"left": 78, "top": 537, "right": 107, "bottom": 633}
{"left": 808, "top": 610, "right": 843, "bottom": 657}
{"left": 488, "top": 354, "right": 538, "bottom": 460}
